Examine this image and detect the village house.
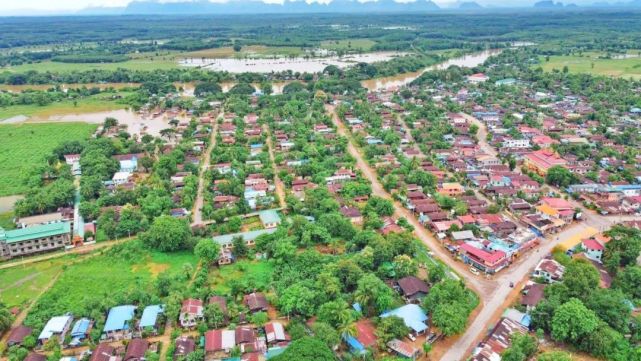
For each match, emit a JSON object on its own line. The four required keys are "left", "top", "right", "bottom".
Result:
{"left": 470, "top": 317, "right": 527, "bottom": 361}
{"left": 396, "top": 276, "right": 430, "bottom": 303}
{"left": 179, "top": 299, "right": 203, "bottom": 328}
{"left": 244, "top": 292, "right": 269, "bottom": 313}
{"left": 7, "top": 325, "right": 32, "bottom": 347}
{"left": 38, "top": 315, "right": 73, "bottom": 345}
{"left": 533, "top": 259, "right": 565, "bottom": 283}
{"left": 522, "top": 150, "right": 567, "bottom": 176}
{"left": 124, "top": 339, "right": 148, "bottom": 361}
{"left": 91, "top": 343, "right": 120, "bottom": 361}
{"left": 459, "top": 243, "right": 508, "bottom": 274}
{"left": 174, "top": 337, "right": 196, "bottom": 360}
{"left": 103, "top": 305, "right": 136, "bottom": 340}
{"left": 339, "top": 206, "right": 363, "bottom": 225}
{"left": 138, "top": 305, "right": 164, "bottom": 334}
{"left": 344, "top": 319, "right": 377, "bottom": 354}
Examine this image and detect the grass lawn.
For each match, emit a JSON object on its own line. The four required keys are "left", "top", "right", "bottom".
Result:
{"left": 24, "top": 243, "right": 198, "bottom": 328}
{"left": 183, "top": 45, "right": 304, "bottom": 59}
{"left": 3, "top": 52, "right": 180, "bottom": 73}
{"left": 0, "top": 256, "right": 69, "bottom": 308}
{"left": 209, "top": 259, "right": 274, "bottom": 294}
{"left": 320, "top": 39, "right": 377, "bottom": 52}
{"left": 0, "top": 92, "right": 131, "bottom": 120}
{"left": 539, "top": 53, "right": 641, "bottom": 79}
{"left": 0, "top": 122, "right": 97, "bottom": 196}
{"left": 0, "top": 211, "right": 15, "bottom": 229}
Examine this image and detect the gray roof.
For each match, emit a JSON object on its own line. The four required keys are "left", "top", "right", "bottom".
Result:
{"left": 212, "top": 228, "right": 277, "bottom": 246}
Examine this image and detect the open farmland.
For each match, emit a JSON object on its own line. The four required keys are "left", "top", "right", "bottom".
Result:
{"left": 0, "top": 122, "right": 97, "bottom": 196}
{"left": 539, "top": 53, "right": 641, "bottom": 79}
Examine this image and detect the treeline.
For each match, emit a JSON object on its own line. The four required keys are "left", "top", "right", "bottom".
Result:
{"left": 51, "top": 53, "right": 129, "bottom": 63}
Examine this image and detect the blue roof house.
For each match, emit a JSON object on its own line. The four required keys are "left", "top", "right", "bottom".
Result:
{"left": 380, "top": 304, "right": 429, "bottom": 335}
{"left": 103, "top": 305, "right": 136, "bottom": 340}
{"left": 69, "top": 318, "right": 92, "bottom": 346}
{"left": 139, "top": 305, "right": 164, "bottom": 333}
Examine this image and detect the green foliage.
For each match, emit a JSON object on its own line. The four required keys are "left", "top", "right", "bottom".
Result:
{"left": 0, "top": 302, "right": 13, "bottom": 333}
{"left": 376, "top": 316, "right": 409, "bottom": 344}
{"left": 545, "top": 166, "right": 579, "bottom": 187}
{"left": 271, "top": 336, "right": 336, "bottom": 361}
{"left": 501, "top": 333, "right": 538, "bottom": 361}
{"left": 551, "top": 298, "right": 599, "bottom": 343}
{"left": 537, "top": 351, "right": 572, "bottom": 361}
{"left": 311, "top": 322, "right": 340, "bottom": 349}
{"left": 140, "top": 215, "right": 192, "bottom": 252}
{"left": 422, "top": 279, "right": 478, "bottom": 335}
{"left": 194, "top": 239, "right": 221, "bottom": 265}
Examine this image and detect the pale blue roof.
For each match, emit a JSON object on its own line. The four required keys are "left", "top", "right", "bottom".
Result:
{"left": 139, "top": 305, "right": 164, "bottom": 328}
{"left": 38, "top": 315, "right": 72, "bottom": 340}
{"left": 265, "top": 347, "right": 286, "bottom": 359}
{"left": 345, "top": 335, "right": 364, "bottom": 352}
{"left": 380, "top": 304, "right": 428, "bottom": 333}
{"left": 258, "top": 210, "right": 281, "bottom": 225}
{"left": 212, "top": 228, "right": 277, "bottom": 246}
{"left": 103, "top": 305, "right": 136, "bottom": 333}
{"left": 71, "top": 318, "right": 91, "bottom": 338}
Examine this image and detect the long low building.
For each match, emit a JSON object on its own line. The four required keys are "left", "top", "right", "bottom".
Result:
{"left": 0, "top": 221, "right": 71, "bottom": 259}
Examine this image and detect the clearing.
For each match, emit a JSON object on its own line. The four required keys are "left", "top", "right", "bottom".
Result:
{"left": 539, "top": 52, "right": 641, "bottom": 79}
{"left": 320, "top": 39, "right": 377, "bottom": 51}
{"left": 209, "top": 259, "right": 274, "bottom": 294}
{"left": 0, "top": 122, "right": 97, "bottom": 196}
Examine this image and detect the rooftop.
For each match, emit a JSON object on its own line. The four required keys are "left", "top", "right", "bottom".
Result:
{"left": 103, "top": 305, "right": 136, "bottom": 333}
{"left": 1, "top": 221, "right": 70, "bottom": 244}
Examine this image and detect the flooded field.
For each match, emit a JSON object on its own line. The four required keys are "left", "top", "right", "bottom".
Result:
{"left": 361, "top": 49, "right": 502, "bottom": 91}
{"left": 179, "top": 52, "right": 407, "bottom": 73}
{"left": 28, "top": 109, "right": 186, "bottom": 138}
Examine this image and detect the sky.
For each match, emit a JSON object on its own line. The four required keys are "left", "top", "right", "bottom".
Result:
{"left": 0, "top": 0, "right": 602, "bottom": 13}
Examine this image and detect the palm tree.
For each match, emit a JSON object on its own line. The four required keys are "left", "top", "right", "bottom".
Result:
{"left": 338, "top": 320, "right": 357, "bottom": 340}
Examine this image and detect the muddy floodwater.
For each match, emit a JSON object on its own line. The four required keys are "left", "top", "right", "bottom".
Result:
{"left": 179, "top": 52, "right": 408, "bottom": 73}
{"left": 361, "top": 49, "right": 502, "bottom": 91}
{"left": 28, "top": 109, "right": 186, "bottom": 138}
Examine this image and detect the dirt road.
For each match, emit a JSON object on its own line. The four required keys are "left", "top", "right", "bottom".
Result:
{"left": 263, "top": 124, "right": 287, "bottom": 209}
{"left": 192, "top": 120, "right": 219, "bottom": 226}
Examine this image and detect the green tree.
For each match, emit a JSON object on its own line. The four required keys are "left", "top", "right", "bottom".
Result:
{"left": 563, "top": 260, "right": 600, "bottom": 300}
{"left": 311, "top": 322, "right": 340, "bottom": 349}
{"left": 232, "top": 236, "right": 248, "bottom": 258}
{"left": 194, "top": 239, "right": 221, "bottom": 266}
{"left": 354, "top": 273, "right": 396, "bottom": 316}
{"left": 431, "top": 302, "right": 468, "bottom": 336}
{"left": 376, "top": 316, "right": 409, "bottom": 344}
{"left": 271, "top": 337, "right": 335, "bottom": 361}
{"left": 0, "top": 302, "right": 13, "bottom": 333}
{"left": 551, "top": 298, "right": 599, "bottom": 343}
{"left": 204, "top": 303, "right": 226, "bottom": 329}
{"left": 278, "top": 283, "right": 317, "bottom": 318}
{"left": 140, "top": 215, "right": 191, "bottom": 251}
{"left": 501, "top": 333, "right": 538, "bottom": 361}
{"left": 545, "top": 166, "right": 578, "bottom": 188}
{"left": 613, "top": 265, "right": 641, "bottom": 300}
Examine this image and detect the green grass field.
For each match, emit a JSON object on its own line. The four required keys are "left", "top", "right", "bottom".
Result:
{"left": 3, "top": 52, "right": 180, "bottom": 73}
{"left": 320, "top": 39, "right": 377, "bottom": 52}
{"left": 183, "top": 45, "right": 305, "bottom": 59}
{"left": 0, "top": 211, "right": 15, "bottom": 229}
{"left": 209, "top": 259, "right": 274, "bottom": 294}
{"left": 23, "top": 243, "right": 198, "bottom": 328}
{"left": 0, "top": 122, "right": 97, "bottom": 196}
{"left": 0, "top": 257, "right": 68, "bottom": 307}
{"left": 539, "top": 53, "right": 641, "bottom": 79}
{"left": 0, "top": 94, "right": 130, "bottom": 120}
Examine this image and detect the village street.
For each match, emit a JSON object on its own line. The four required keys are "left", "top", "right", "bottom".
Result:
{"left": 191, "top": 119, "right": 219, "bottom": 226}
{"left": 327, "top": 104, "right": 637, "bottom": 361}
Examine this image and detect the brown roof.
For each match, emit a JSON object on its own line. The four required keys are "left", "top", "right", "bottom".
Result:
{"left": 24, "top": 354, "right": 46, "bottom": 361}
{"left": 174, "top": 337, "right": 195, "bottom": 358}
{"left": 7, "top": 325, "right": 32, "bottom": 345}
{"left": 397, "top": 276, "right": 430, "bottom": 297}
{"left": 124, "top": 339, "right": 149, "bottom": 361}
{"left": 235, "top": 326, "right": 256, "bottom": 345}
{"left": 521, "top": 283, "right": 545, "bottom": 307}
{"left": 91, "top": 344, "right": 117, "bottom": 361}
{"left": 244, "top": 292, "right": 268, "bottom": 312}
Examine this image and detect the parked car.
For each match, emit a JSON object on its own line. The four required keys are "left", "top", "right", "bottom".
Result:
{"left": 469, "top": 267, "right": 480, "bottom": 275}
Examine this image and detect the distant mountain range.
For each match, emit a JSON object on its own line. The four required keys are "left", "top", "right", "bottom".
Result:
{"left": 7, "top": 0, "right": 641, "bottom": 16}
{"left": 80, "top": 0, "right": 441, "bottom": 15}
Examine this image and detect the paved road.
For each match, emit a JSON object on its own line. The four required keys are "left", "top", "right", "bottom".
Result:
{"left": 328, "top": 104, "right": 634, "bottom": 361}
{"left": 192, "top": 119, "right": 220, "bottom": 226}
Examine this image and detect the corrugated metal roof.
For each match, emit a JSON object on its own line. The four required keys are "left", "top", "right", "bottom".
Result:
{"left": 1, "top": 222, "right": 70, "bottom": 243}
{"left": 71, "top": 318, "right": 91, "bottom": 338}
{"left": 103, "top": 305, "right": 136, "bottom": 333}
{"left": 38, "top": 315, "right": 72, "bottom": 340}
{"left": 139, "top": 305, "right": 164, "bottom": 328}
